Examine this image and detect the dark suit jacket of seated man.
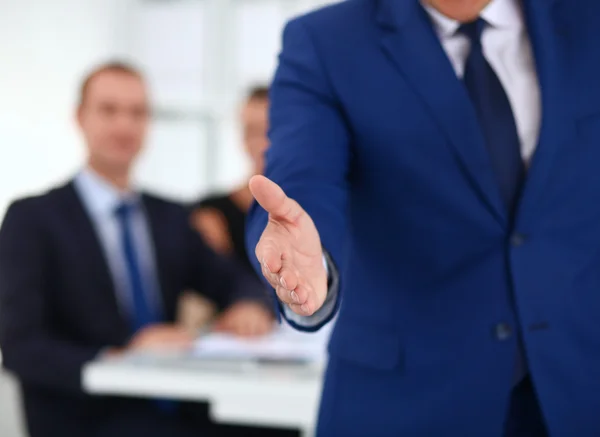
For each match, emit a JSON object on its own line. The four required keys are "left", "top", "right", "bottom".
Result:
{"left": 0, "top": 62, "right": 274, "bottom": 437}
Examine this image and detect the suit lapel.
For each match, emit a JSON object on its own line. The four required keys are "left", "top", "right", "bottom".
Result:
{"left": 377, "top": 0, "right": 506, "bottom": 224}
{"left": 61, "top": 183, "right": 129, "bottom": 338}
{"left": 515, "top": 0, "right": 574, "bottom": 229}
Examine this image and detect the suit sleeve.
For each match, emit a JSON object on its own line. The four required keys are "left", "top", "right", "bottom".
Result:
{"left": 0, "top": 201, "right": 101, "bottom": 395}
{"left": 183, "top": 215, "right": 272, "bottom": 312}
{"left": 245, "top": 17, "right": 351, "bottom": 331}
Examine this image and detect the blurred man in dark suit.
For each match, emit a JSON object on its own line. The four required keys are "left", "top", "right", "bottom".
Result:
{"left": 0, "top": 61, "right": 274, "bottom": 437}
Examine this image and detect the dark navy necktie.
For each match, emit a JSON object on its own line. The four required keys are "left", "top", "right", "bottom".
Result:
{"left": 460, "top": 18, "right": 525, "bottom": 216}
{"left": 460, "top": 19, "right": 527, "bottom": 384}
{"left": 115, "top": 202, "right": 159, "bottom": 333}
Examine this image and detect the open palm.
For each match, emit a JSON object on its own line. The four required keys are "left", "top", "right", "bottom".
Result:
{"left": 249, "top": 175, "right": 327, "bottom": 316}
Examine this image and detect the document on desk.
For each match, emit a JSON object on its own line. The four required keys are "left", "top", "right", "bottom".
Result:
{"left": 193, "top": 323, "right": 332, "bottom": 364}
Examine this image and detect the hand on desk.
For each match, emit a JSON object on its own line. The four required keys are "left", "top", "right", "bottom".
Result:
{"left": 106, "top": 324, "right": 195, "bottom": 356}
{"left": 128, "top": 324, "right": 195, "bottom": 350}
{"left": 213, "top": 301, "right": 274, "bottom": 337}
{"left": 249, "top": 175, "right": 328, "bottom": 317}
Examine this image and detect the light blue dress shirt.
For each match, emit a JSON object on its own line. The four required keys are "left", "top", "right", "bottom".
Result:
{"left": 74, "top": 168, "right": 163, "bottom": 319}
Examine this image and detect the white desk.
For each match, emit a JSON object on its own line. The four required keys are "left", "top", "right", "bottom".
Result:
{"left": 83, "top": 354, "right": 324, "bottom": 436}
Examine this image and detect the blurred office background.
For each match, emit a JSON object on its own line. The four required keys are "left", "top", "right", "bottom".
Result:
{"left": 0, "top": 0, "right": 333, "bottom": 218}
{"left": 0, "top": 1, "right": 334, "bottom": 435}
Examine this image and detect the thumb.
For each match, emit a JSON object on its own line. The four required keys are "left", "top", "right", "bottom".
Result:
{"left": 249, "top": 175, "right": 304, "bottom": 223}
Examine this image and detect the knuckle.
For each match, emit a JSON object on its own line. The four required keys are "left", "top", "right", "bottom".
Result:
{"left": 274, "top": 285, "right": 286, "bottom": 298}
{"left": 267, "top": 271, "right": 279, "bottom": 284}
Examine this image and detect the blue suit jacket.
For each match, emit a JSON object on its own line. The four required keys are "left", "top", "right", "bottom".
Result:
{"left": 246, "top": 0, "right": 600, "bottom": 435}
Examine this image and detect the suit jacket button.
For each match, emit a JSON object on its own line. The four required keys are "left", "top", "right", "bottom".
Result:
{"left": 510, "top": 233, "right": 525, "bottom": 247}
{"left": 495, "top": 323, "right": 513, "bottom": 341}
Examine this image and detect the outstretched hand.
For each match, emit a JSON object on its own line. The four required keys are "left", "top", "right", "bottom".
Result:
{"left": 249, "top": 175, "right": 328, "bottom": 316}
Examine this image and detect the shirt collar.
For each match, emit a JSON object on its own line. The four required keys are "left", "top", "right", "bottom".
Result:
{"left": 74, "top": 167, "right": 140, "bottom": 217}
{"left": 421, "top": 0, "right": 523, "bottom": 38}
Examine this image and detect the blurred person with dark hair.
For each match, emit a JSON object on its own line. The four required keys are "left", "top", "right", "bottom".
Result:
{"left": 0, "top": 62, "right": 274, "bottom": 437}
{"left": 189, "top": 86, "right": 302, "bottom": 437}
{"left": 191, "top": 86, "right": 269, "bottom": 278}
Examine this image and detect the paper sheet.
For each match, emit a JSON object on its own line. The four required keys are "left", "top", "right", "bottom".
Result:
{"left": 193, "top": 323, "right": 332, "bottom": 363}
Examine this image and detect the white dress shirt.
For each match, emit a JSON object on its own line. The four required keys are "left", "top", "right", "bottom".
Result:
{"left": 285, "top": 0, "right": 542, "bottom": 327}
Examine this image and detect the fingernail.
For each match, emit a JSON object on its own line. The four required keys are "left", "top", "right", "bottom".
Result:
{"left": 301, "top": 304, "right": 309, "bottom": 313}
{"left": 291, "top": 290, "right": 299, "bottom": 303}
{"left": 262, "top": 258, "right": 270, "bottom": 272}
{"left": 280, "top": 277, "right": 288, "bottom": 289}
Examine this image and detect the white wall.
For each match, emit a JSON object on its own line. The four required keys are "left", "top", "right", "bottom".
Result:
{"left": 0, "top": 0, "right": 134, "bottom": 219}
{"left": 0, "top": 0, "right": 339, "bottom": 220}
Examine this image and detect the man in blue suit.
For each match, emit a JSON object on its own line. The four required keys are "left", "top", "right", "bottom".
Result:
{"left": 246, "top": 0, "right": 600, "bottom": 435}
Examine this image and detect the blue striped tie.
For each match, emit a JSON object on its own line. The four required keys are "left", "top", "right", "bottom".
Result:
{"left": 114, "top": 202, "right": 159, "bottom": 332}
{"left": 115, "top": 202, "right": 176, "bottom": 412}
